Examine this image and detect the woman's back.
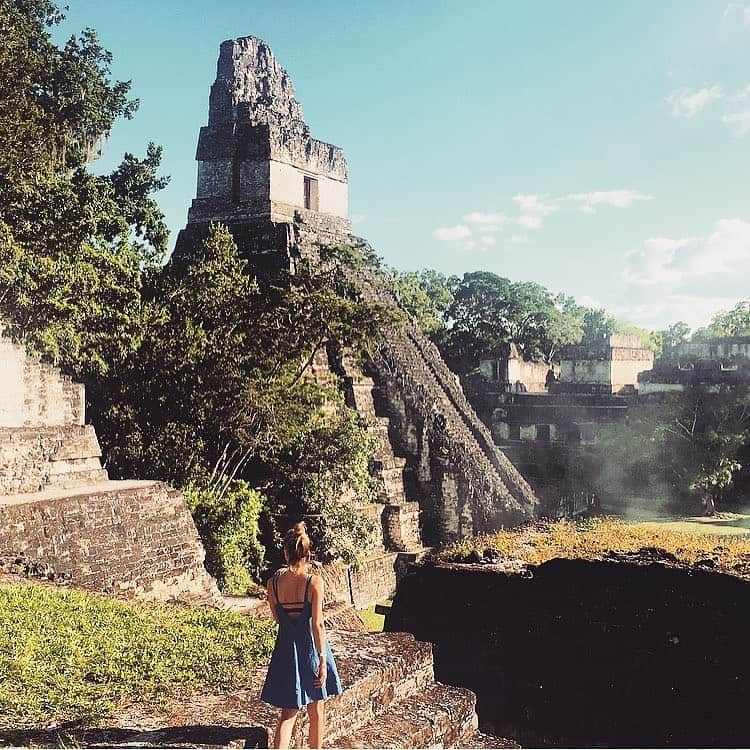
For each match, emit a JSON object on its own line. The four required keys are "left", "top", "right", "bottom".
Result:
{"left": 273, "top": 567, "right": 313, "bottom": 622}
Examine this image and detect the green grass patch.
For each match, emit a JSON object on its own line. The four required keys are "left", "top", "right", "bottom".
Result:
{"left": 357, "top": 600, "right": 391, "bottom": 632}
{"left": 438, "top": 518, "right": 750, "bottom": 575}
{"left": 0, "top": 584, "right": 277, "bottom": 730}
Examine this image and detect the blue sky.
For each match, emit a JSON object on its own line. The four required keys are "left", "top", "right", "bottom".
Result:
{"left": 56, "top": 1, "right": 750, "bottom": 331}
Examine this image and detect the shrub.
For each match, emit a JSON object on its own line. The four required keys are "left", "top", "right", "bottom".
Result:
{"left": 184, "top": 480, "right": 267, "bottom": 593}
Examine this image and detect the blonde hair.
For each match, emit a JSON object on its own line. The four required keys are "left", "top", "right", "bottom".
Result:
{"left": 283, "top": 521, "right": 311, "bottom": 567}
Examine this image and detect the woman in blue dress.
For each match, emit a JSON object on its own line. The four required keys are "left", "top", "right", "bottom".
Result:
{"left": 261, "top": 522, "right": 343, "bottom": 748}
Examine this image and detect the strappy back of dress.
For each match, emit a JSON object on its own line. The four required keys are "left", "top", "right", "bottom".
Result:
{"left": 273, "top": 571, "right": 312, "bottom": 622}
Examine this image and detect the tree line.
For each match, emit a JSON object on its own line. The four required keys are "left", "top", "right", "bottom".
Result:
{"left": 395, "top": 269, "right": 750, "bottom": 373}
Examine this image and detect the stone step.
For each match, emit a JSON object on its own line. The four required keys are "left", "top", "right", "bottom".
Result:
{"left": 462, "top": 731, "right": 521, "bottom": 748}
{"left": 328, "top": 681, "right": 478, "bottom": 749}
{"left": 89, "top": 630, "right": 440, "bottom": 749}
{"left": 45, "top": 468, "right": 110, "bottom": 489}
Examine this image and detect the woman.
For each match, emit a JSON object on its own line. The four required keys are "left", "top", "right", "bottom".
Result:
{"left": 261, "top": 522, "right": 343, "bottom": 749}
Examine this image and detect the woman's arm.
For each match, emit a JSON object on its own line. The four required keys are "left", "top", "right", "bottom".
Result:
{"left": 266, "top": 576, "right": 279, "bottom": 624}
{"left": 310, "top": 575, "right": 327, "bottom": 688}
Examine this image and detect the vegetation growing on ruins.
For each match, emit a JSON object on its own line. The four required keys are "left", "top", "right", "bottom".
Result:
{"left": 0, "top": 583, "right": 276, "bottom": 730}
{"left": 439, "top": 518, "right": 750, "bottom": 575}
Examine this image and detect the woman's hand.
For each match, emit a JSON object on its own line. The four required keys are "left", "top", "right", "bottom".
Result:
{"left": 314, "top": 657, "right": 327, "bottom": 688}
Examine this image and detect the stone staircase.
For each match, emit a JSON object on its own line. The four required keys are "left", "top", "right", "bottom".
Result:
{"left": 344, "top": 265, "right": 537, "bottom": 538}
{"left": 35, "top": 629, "right": 516, "bottom": 748}
{"left": 337, "top": 350, "right": 421, "bottom": 552}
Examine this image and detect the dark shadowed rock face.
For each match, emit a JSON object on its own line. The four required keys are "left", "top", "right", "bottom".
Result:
{"left": 386, "top": 558, "right": 750, "bottom": 747}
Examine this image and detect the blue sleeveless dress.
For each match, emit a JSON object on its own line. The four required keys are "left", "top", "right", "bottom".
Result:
{"left": 260, "top": 572, "right": 344, "bottom": 709}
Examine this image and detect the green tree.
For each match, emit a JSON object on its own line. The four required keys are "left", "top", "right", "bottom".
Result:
{"left": 580, "top": 308, "right": 617, "bottom": 347}
{"left": 394, "top": 269, "right": 455, "bottom": 335}
{"left": 443, "top": 272, "right": 582, "bottom": 367}
{"left": 589, "top": 386, "right": 750, "bottom": 513}
{"left": 658, "top": 321, "right": 691, "bottom": 360}
{"left": 695, "top": 300, "right": 750, "bottom": 339}
{"left": 0, "top": 1, "right": 167, "bottom": 379}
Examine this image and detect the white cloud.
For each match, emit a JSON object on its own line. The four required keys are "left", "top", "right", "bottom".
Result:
{"left": 730, "top": 84, "right": 750, "bottom": 102}
{"left": 623, "top": 218, "right": 750, "bottom": 287}
{"left": 722, "top": 109, "right": 750, "bottom": 136}
{"left": 512, "top": 194, "right": 558, "bottom": 230}
{"left": 480, "top": 235, "right": 496, "bottom": 247}
{"left": 510, "top": 234, "right": 530, "bottom": 244}
{"left": 478, "top": 224, "right": 503, "bottom": 234}
{"left": 433, "top": 224, "right": 471, "bottom": 242}
{"left": 464, "top": 240, "right": 478, "bottom": 250}
{"left": 666, "top": 86, "right": 723, "bottom": 119}
{"left": 463, "top": 211, "right": 509, "bottom": 225}
{"left": 745, "top": 5, "right": 750, "bottom": 25}
{"left": 565, "top": 190, "right": 653, "bottom": 213}
{"left": 618, "top": 218, "right": 750, "bottom": 328}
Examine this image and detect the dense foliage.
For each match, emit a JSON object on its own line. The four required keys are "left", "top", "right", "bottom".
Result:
{"left": 0, "top": 583, "right": 276, "bottom": 729}
{"left": 94, "top": 225, "right": 389, "bottom": 573}
{"left": 0, "top": 1, "right": 167, "bottom": 379}
{"left": 184, "top": 481, "right": 268, "bottom": 594}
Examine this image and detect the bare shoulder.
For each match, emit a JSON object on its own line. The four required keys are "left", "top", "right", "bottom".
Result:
{"left": 309, "top": 569, "right": 324, "bottom": 593}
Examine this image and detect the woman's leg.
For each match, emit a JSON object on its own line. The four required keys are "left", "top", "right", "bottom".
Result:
{"left": 308, "top": 700, "right": 326, "bottom": 749}
{"left": 275, "top": 707, "right": 299, "bottom": 749}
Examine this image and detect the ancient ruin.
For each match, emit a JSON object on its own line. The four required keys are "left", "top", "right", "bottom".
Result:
{"left": 0, "top": 332, "right": 220, "bottom": 602}
{"left": 173, "top": 36, "right": 537, "bottom": 554}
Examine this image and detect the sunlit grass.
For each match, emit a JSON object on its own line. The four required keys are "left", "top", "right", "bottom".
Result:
{"left": 357, "top": 599, "right": 391, "bottom": 632}
{"left": 438, "top": 518, "right": 750, "bottom": 574}
{"left": 0, "top": 584, "right": 277, "bottom": 730}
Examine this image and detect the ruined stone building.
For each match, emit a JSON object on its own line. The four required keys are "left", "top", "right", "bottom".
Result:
{"left": 639, "top": 335, "right": 750, "bottom": 395}
{"left": 173, "top": 36, "right": 536, "bottom": 563}
{"left": 0, "top": 331, "right": 219, "bottom": 602}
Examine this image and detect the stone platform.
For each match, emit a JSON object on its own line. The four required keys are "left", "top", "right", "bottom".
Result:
{"left": 3, "top": 630, "right": 517, "bottom": 748}
{"left": 0, "top": 479, "right": 220, "bottom": 603}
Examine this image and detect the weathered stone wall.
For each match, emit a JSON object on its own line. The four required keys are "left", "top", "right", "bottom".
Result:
{"left": 270, "top": 160, "right": 348, "bottom": 220}
{"left": 0, "top": 425, "right": 107, "bottom": 495}
{"left": 191, "top": 37, "right": 348, "bottom": 225}
{"left": 0, "top": 337, "right": 84, "bottom": 427}
{"left": 387, "top": 558, "right": 750, "bottom": 747}
{"left": 0, "top": 480, "right": 220, "bottom": 603}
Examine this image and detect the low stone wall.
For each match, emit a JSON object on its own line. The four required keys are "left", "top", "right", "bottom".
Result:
{"left": 0, "top": 480, "right": 220, "bottom": 603}
{"left": 387, "top": 557, "right": 750, "bottom": 747}
{"left": 320, "top": 551, "right": 415, "bottom": 610}
{"left": 0, "top": 425, "right": 107, "bottom": 494}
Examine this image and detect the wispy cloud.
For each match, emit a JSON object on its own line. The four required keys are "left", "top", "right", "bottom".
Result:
{"left": 565, "top": 190, "right": 653, "bottom": 214}
{"left": 619, "top": 218, "right": 750, "bottom": 328}
{"left": 666, "top": 86, "right": 723, "bottom": 119}
{"left": 623, "top": 218, "right": 750, "bottom": 288}
{"left": 433, "top": 224, "right": 472, "bottom": 241}
{"left": 722, "top": 109, "right": 750, "bottom": 136}
{"left": 513, "top": 194, "right": 558, "bottom": 230}
{"left": 434, "top": 188, "right": 650, "bottom": 243}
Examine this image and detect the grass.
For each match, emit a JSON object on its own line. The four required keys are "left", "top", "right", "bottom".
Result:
{"left": 437, "top": 517, "right": 750, "bottom": 576}
{"left": 357, "top": 600, "right": 391, "bottom": 632}
{"left": 0, "top": 583, "right": 277, "bottom": 730}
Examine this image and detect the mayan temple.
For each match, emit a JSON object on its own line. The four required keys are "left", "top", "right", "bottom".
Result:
{"left": 173, "top": 36, "right": 537, "bottom": 555}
